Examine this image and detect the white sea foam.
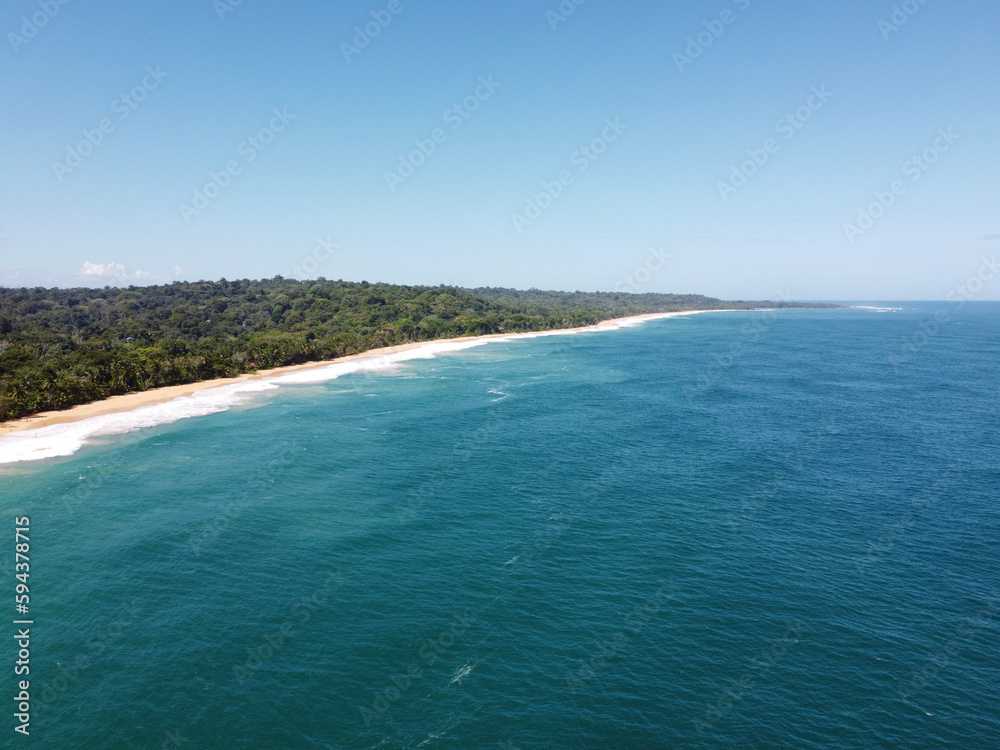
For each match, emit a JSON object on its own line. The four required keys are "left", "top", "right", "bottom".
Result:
{"left": 450, "top": 664, "right": 474, "bottom": 684}
{"left": 0, "top": 381, "right": 279, "bottom": 465}
{"left": 0, "top": 311, "right": 715, "bottom": 465}
{"left": 851, "top": 305, "right": 903, "bottom": 312}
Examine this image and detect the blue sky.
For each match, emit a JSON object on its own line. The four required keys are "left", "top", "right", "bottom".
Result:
{"left": 1, "top": 0, "right": 998, "bottom": 300}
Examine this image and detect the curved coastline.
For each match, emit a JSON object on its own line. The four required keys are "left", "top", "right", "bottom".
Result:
{"left": 0, "top": 309, "right": 725, "bottom": 463}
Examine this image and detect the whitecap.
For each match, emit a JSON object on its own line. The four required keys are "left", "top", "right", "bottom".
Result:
{"left": 450, "top": 664, "right": 474, "bottom": 684}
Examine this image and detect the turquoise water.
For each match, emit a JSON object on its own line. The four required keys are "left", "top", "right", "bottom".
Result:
{"left": 2, "top": 305, "right": 998, "bottom": 748}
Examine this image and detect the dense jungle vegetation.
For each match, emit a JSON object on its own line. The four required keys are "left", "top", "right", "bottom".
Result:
{"left": 0, "top": 278, "right": 822, "bottom": 421}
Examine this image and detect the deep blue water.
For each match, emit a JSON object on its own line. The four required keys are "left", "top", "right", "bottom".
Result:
{"left": 2, "top": 304, "right": 998, "bottom": 748}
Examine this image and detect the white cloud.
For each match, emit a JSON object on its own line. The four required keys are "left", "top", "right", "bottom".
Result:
{"left": 80, "top": 261, "right": 159, "bottom": 283}
{"left": 81, "top": 261, "right": 127, "bottom": 280}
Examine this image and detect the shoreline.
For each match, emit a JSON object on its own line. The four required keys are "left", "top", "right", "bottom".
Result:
{"left": 0, "top": 309, "right": 723, "bottom": 438}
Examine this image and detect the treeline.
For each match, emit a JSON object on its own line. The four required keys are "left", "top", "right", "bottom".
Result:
{"left": 0, "top": 278, "right": 820, "bottom": 422}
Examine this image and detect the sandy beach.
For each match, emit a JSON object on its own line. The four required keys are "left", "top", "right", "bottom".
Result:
{"left": 0, "top": 309, "right": 720, "bottom": 438}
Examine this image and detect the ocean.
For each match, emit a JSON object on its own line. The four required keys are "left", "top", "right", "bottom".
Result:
{"left": 1, "top": 304, "right": 998, "bottom": 748}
